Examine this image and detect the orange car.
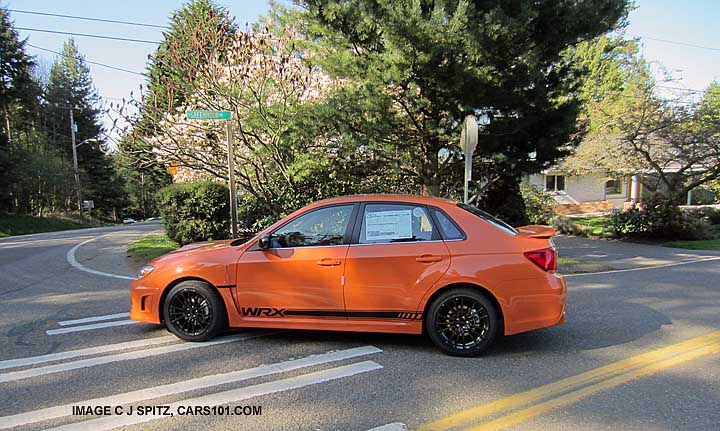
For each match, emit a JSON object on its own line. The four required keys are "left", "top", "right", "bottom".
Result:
{"left": 130, "top": 195, "right": 565, "bottom": 356}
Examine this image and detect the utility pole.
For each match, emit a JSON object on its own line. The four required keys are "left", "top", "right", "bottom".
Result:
{"left": 69, "top": 109, "right": 83, "bottom": 219}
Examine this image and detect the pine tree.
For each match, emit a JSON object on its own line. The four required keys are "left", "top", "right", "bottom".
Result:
{"left": 0, "top": 7, "right": 40, "bottom": 212}
{"left": 43, "top": 39, "right": 124, "bottom": 217}
{"left": 118, "top": 0, "right": 233, "bottom": 207}
{"left": 296, "top": 0, "right": 629, "bottom": 221}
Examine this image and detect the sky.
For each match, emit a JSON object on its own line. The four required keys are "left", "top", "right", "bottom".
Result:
{"left": 3, "top": 0, "right": 720, "bottom": 141}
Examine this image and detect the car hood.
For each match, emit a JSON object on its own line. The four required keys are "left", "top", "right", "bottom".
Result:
{"left": 170, "top": 239, "right": 235, "bottom": 254}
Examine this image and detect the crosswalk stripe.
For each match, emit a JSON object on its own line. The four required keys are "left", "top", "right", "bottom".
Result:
{"left": 0, "top": 331, "right": 274, "bottom": 383}
{"left": 57, "top": 313, "right": 130, "bottom": 327}
{"left": 0, "top": 336, "right": 176, "bottom": 371}
{"left": 46, "top": 320, "right": 139, "bottom": 335}
{"left": 47, "top": 361, "right": 383, "bottom": 431}
{"left": 0, "top": 346, "right": 382, "bottom": 429}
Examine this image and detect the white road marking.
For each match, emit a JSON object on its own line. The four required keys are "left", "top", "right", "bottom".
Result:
{"left": 47, "top": 361, "right": 383, "bottom": 431}
{"left": 1, "top": 346, "right": 382, "bottom": 429}
{"left": 367, "top": 423, "right": 409, "bottom": 431}
{"left": 66, "top": 235, "right": 137, "bottom": 280}
{"left": 58, "top": 312, "right": 130, "bottom": 326}
{"left": 564, "top": 256, "right": 720, "bottom": 278}
{"left": 0, "top": 331, "right": 274, "bottom": 383}
{"left": 0, "top": 336, "right": 176, "bottom": 371}
{"left": 46, "top": 319, "right": 139, "bottom": 335}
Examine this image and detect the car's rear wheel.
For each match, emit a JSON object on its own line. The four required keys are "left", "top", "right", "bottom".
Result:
{"left": 426, "top": 287, "right": 498, "bottom": 357}
{"left": 163, "top": 280, "right": 226, "bottom": 341}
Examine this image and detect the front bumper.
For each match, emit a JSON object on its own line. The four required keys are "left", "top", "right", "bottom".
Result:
{"left": 129, "top": 279, "right": 162, "bottom": 324}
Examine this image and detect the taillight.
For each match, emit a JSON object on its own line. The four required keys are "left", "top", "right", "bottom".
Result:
{"left": 524, "top": 247, "right": 557, "bottom": 271}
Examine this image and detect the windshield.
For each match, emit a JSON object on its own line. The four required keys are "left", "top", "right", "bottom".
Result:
{"left": 457, "top": 203, "right": 518, "bottom": 236}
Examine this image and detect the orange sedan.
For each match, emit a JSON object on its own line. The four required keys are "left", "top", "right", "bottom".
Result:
{"left": 130, "top": 195, "right": 565, "bottom": 356}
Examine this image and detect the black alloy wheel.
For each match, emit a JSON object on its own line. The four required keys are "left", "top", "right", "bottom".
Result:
{"left": 426, "top": 288, "right": 498, "bottom": 357}
{"left": 163, "top": 280, "right": 226, "bottom": 341}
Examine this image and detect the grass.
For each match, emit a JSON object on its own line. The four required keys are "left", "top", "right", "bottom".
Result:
{"left": 662, "top": 239, "right": 720, "bottom": 250}
{"left": 0, "top": 213, "right": 100, "bottom": 238}
{"left": 663, "top": 226, "right": 720, "bottom": 250}
{"left": 558, "top": 257, "right": 583, "bottom": 265}
{"left": 127, "top": 234, "right": 179, "bottom": 261}
{"left": 568, "top": 215, "right": 612, "bottom": 237}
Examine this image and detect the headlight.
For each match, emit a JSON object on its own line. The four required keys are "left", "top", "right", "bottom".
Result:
{"left": 138, "top": 265, "right": 155, "bottom": 279}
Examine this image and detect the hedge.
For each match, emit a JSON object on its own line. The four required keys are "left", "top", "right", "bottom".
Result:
{"left": 156, "top": 181, "right": 230, "bottom": 245}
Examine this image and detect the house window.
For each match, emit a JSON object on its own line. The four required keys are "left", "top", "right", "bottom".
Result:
{"left": 605, "top": 177, "right": 624, "bottom": 195}
{"left": 545, "top": 175, "right": 565, "bottom": 192}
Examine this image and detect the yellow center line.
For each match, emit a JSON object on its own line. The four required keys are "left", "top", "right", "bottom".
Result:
{"left": 419, "top": 331, "right": 720, "bottom": 431}
{"left": 465, "top": 341, "right": 720, "bottom": 431}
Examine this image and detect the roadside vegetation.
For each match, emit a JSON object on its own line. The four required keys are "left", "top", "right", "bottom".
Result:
{"left": 127, "top": 234, "right": 179, "bottom": 261}
{"left": 0, "top": 213, "right": 102, "bottom": 238}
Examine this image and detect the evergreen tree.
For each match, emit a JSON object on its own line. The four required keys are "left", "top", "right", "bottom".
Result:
{"left": 0, "top": 7, "right": 40, "bottom": 212}
{"left": 43, "top": 39, "right": 124, "bottom": 217}
{"left": 119, "top": 0, "right": 234, "bottom": 209}
{"left": 295, "top": 0, "right": 629, "bottom": 221}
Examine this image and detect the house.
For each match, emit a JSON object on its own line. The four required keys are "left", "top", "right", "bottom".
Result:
{"left": 523, "top": 170, "right": 640, "bottom": 215}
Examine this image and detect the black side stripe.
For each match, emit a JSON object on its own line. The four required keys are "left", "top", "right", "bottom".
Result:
{"left": 283, "top": 310, "right": 423, "bottom": 320}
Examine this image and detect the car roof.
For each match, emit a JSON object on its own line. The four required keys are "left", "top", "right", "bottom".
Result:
{"left": 310, "top": 194, "right": 457, "bottom": 207}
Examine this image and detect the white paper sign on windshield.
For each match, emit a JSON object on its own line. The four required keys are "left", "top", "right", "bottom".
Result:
{"left": 365, "top": 209, "right": 413, "bottom": 241}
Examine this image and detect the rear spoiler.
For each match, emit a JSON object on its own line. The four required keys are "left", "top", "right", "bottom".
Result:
{"left": 515, "top": 225, "right": 556, "bottom": 239}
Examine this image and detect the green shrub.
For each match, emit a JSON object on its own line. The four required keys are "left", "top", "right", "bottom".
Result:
{"left": 156, "top": 181, "right": 230, "bottom": 245}
{"left": 685, "top": 207, "right": 720, "bottom": 225}
{"left": 520, "top": 183, "right": 557, "bottom": 225}
{"left": 609, "top": 207, "right": 649, "bottom": 237}
{"left": 551, "top": 215, "right": 587, "bottom": 236}
{"left": 610, "top": 194, "right": 713, "bottom": 240}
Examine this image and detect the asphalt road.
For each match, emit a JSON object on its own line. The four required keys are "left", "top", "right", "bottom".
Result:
{"left": 1, "top": 223, "right": 718, "bottom": 431}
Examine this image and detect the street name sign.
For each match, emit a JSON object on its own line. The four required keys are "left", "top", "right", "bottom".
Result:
{"left": 186, "top": 110, "right": 232, "bottom": 120}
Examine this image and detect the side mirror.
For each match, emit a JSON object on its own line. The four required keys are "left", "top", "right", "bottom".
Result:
{"left": 258, "top": 235, "right": 271, "bottom": 250}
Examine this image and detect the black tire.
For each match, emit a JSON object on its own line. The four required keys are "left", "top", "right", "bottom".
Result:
{"left": 163, "top": 280, "right": 227, "bottom": 342}
{"left": 425, "top": 287, "right": 499, "bottom": 357}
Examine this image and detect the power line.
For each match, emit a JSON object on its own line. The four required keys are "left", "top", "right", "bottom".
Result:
{"left": 16, "top": 27, "right": 160, "bottom": 44}
{"left": 27, "top": 43, "right": 145, "bottom": 76}
{"left": 8, "top": 9, "right": 169, "bottom": 29}
{"left": 632, "top": 34, "right": 720, "bottom": 53}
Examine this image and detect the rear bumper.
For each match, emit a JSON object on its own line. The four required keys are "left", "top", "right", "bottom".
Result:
{"left": 129, "top": 279, "right": 162, "bottom": 324}
{"left": 503, "top": 272, "right": 566, "bottom": 335}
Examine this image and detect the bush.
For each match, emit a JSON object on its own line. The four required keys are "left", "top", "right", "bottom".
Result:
{"left": 157, "top": 181, "right": 230, "bottom": 245}
{"left": 551, "top": 215, "right": 587, "bottom": 236}
{"left": 520, "top": 183, "right": 556, "bottom": 225}
{"left": 609, "top": 207, "right": 649, "bottom": 237}
{"left": 685, "top": 206, "right": 720, "bottom": 225}
{"left": 610, "top": 194, "right": 713, "bottom": 240}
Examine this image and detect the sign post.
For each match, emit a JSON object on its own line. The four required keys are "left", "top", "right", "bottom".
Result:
{"left": 186, "top": 110, "right": 238, "bottom": 238}
{"left": 459, "top": 115, "right": 478, "bottom": 204}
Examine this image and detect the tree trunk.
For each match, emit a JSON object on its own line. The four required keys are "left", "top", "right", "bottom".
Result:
{"left": 420, "top": 141, "right": 440, "bottom": 196}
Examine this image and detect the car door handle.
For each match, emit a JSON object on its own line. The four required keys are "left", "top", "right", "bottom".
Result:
{"left": 416, "top": 255, "right": 442, "bottom": 263}
{"left": 316, "top": 258, "right": 342, "bottom": 266}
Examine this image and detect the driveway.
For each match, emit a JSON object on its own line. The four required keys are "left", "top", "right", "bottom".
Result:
{"left": 0, "top": 226, "right": 718, "bottom": 430}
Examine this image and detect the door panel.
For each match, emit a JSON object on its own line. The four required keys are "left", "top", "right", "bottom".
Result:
{"left": 235, "top": 246, "right": 348, "bottom": 322}
{"left": 233, "top": 204, "right": 356, "bottom": 324}
{"left": 344, "top": 242, "right": 450, "bottom": 315}
{"left": 343, "top": 203, "right": 451, "bottom": 319}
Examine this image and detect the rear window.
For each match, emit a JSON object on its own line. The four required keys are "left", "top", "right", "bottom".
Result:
{"left": 457, "top": 203, "right": 518, "bottom": 236}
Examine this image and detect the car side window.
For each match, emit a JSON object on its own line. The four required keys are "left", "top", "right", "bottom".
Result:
{"left": 359, "top": 203, "right": 435, "bottom": 244}
{"left": 431, "top": 209, "right": 465, "bottom": 240}
{"left": 272, "top": 205, "right": 354, "bottom": 248}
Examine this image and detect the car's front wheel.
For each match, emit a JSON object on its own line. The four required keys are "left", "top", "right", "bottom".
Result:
{"left": 426, "top": 288, "right": 499, "bottom": 357}
{"left": 163, "top": 280, "right": 227, "bottom": 341}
